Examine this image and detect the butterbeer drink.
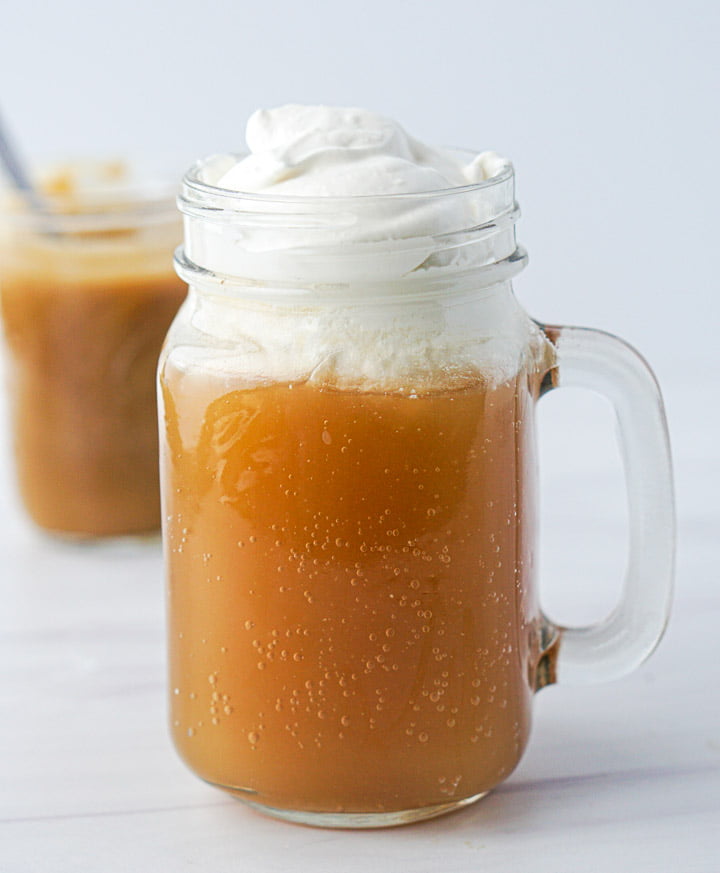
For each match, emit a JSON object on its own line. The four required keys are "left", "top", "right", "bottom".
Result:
{"left": 160, "top": 106, "right": 675, "bottom": 826}
{"left": 163, "top": 369, "right": 541, "bottom": 813}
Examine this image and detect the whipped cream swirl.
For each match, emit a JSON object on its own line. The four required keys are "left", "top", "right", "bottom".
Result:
{"left": 209, "top": 105, "right": 508, "bottom": 197}
{"left": 180, "top": 105, "right": 518, "bottom": 286}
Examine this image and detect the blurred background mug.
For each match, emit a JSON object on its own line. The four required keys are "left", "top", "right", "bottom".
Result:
{"left": 0, "top": 162, "right": 186, "bottom": 538}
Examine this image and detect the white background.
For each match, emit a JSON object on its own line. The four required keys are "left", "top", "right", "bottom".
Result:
{"left": 0, "top": 1, "right": 718, "bottom": 870}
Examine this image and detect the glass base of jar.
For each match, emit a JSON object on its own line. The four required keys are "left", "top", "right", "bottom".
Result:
{"left": 34, "top": 525, "right": 160, "bottom": 548}
{"left": 226, "top": 788, "right": 490, "bottom": 829}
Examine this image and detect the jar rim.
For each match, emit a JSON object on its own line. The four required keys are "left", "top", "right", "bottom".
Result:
{"left": 180, "top": 150, "right": 515, "bottom": 210}
{"left": 173, "top": 243, "right": 528, "bottom": 304}
{"left": 1, "top": 179, "right": 180, "bottom": 233}
{"left": 177, "top": 151, "right": 521, "bottom": 290}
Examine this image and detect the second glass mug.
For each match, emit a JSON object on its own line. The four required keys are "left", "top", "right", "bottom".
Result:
{"left": 0, "top": 167, "right": 185, "bottom": 538}
{"left": 158, "top": 157, "right": 674, "bottom": 827}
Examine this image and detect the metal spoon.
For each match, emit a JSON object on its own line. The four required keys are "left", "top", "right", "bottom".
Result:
{"left": 0, "top": 110, "right": 46, "bottom": 211}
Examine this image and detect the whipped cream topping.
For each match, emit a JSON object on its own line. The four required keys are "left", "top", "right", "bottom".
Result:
{"left": 208, "top": 105, "right": 508, "bottom": 197}
{"left": 181, "top": 105, "right": 518, "bottom": 285}
{"left": 170, "top": 106, "right": 541, "bottom": 399}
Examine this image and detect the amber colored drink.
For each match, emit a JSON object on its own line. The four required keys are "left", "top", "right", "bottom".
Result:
{"left": 1, "top": 221, "right": 186, "bottom": 536}
{"left": 161, "top": 363, "right": 546, "bottom": 815}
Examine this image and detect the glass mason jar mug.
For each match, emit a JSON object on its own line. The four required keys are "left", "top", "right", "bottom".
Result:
{"left": 159, "top": 158, "right": 674, "bottom": 827}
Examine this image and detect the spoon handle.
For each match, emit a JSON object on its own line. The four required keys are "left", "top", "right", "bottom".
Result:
{"left": 0, "top": 112, "right": 44, "bottom": 209}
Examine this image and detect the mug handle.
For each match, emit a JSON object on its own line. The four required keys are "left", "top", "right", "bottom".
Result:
{"left": 537, "top": 324, "right": 675, "bottom": 685}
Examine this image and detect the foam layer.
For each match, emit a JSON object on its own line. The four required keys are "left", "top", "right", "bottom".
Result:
{"left": 169, "top": 281, "right": 541, "bottom": 389}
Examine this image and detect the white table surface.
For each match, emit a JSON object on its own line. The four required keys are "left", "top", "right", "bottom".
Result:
{"left": 1, "top": 366, "right": 718, "bottom": 873}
